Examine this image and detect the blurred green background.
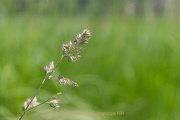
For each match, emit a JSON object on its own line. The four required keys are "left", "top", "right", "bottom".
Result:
{"left": 0, "top": 0, "right": 179, "bottom": 120}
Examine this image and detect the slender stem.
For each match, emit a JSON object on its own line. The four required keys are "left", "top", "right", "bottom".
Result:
{"left": 18, "top": 74, "right": 48, "bottom": 120}
{"left": 19, "top": 57, "right": 63, "bottom": 120}
{"left": 18, "top": 35, "right": 83, "bottom": 119}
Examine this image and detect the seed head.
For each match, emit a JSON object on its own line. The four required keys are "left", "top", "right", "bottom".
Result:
{"left": 69, "top": 54, "right": 81, "bottom": 62}
{"left": 57, "top": 76, "right": 79, "bottom": 87}
{"left": 74, "top": 28, "right": 91, "bottom": 44}
{"left": 62, "top": 40, "right": 72, "bottom": 52}
{"left": 49, "top": 96, "right": 59, "bottom": 108}
{"left": 44, "top": 61, "right": 55, "bottom": 77}
{"left": 22, "top": 97, "right": 39, "bottom": 111}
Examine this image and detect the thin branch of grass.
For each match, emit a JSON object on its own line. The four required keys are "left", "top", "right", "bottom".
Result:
{"left": 18, "top": 74, "right": 48, "bottom": 120}
{"left": 18, "top": 28, "right": 91, "bottom": 120}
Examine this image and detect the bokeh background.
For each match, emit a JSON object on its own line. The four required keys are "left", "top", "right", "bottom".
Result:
{"left": 0, "top": 0, "right": 179, "bottom": 120}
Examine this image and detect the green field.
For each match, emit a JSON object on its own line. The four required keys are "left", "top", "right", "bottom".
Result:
{"left": 0, "top": 16, "right": 179, "bottom": 120}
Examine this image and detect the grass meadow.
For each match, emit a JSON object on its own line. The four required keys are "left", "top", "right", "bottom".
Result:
{"left": 0, "top": 16, "right": 179, "bottom": 120}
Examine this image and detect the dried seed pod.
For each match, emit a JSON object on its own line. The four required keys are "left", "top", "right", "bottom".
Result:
{"left": 49, "top": 96, "right": 59, "bottom": 108}
{"left": 74, "top": 28, "right": 91, "bottom": 44}
{"left": 44, "top": 61, "right": 55, "bottom": 79}
{"left": 22, "top": 97, "right": 39, "bottom": 111}
{"left": 62, "top": 40, "right": 72, "bottom": 52}
{"left": 57, "top": 76, "right": 79, "bottom": 87}
{"left": 44, "top": 61, "right": 55, "bottom": 74}
{"left": 68, "top": 54, "right": 81, "bottom": 62}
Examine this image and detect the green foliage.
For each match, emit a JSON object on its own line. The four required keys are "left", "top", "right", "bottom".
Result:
{"left": 0, "top": 15, "right": 179, "bottom": 120}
